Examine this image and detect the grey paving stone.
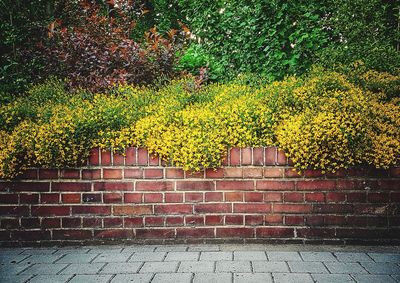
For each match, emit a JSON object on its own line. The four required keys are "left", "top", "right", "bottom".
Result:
{"left": 110, "top": 274, "right": 153, "bottom": 283}
{"left": 312, "top": 274, "right": 355, "bottom": 283}
{"left": 59, "top": 263, "right": 105, "bottom": 274}
{"left": 392, "top": 274, "right": 400, "bottom": 282}
{"left": 178, "top": 261, "right": 215, "bottom": 273}
{"left": 1, "top": 274, "right": 33, "bottom": 283}
{"left": 234, "top": 251, "right": 267, "bottom": 261}
{"left": 0, "top": 263, "right": 33, "bottom": 275}
{"left": 27, "top": 275, "right": 72, "bottom": 283}
{"left": 351, "top": 274, "right": 397, "bottom": 283}
{"left": 334, "top": 252, "right": 373, "bottom": 262}
{"left": 288, "top": 261, "right": 328, "bottom": 273}
{"left": 99, "top": 262, "right": 143, "bottom": 274}
{"left": 21, "top": 263, "right": 68, "bottom": 275}
{"left": 87, "top": 247, "right": 124, "bottom": 253}
{"left": 267, "top": 252, "right": 302, "bottom": 261}
{"left": 21, "top": 249, "right": 57, "bottom": 255}
{"left": 216, "top": 261, "right": 252, "bottom": 273}
{"left": 300, "top": 252, "right": 337, "bottom": 262}
{"left": 0, "top": 254, "right": 30, "bottom": 264}
{"left": 152, "top": 273, "right": 192, "bottom": 283}
{"left": 122, "top": 246, "right": 156, "bottom": 253}
{"left": 368, "top": 253, "right": 400, "bottom": 263}
{"left": 156, "top": 245, "right": 188, "bottom": 252}
{"left": 0, "top": 248, "right": 26, "bottom": 255}
{"left": 193, "top": 273, "right": 232, "bottom": 283}
{"left": 54, "top": 249, "right": 90, "bottom": 255}
{"left": 360, "top": 262, "right": 400, "bottom": 274}
{"left": 252, "top": 261, "right": 289, "bottom": 273}
{"left": 200, "top": 252, "right": 232, "bottom": 261}
{"left": 93, "top": 253, "right": 131, "bottom": 263}
{"left": 139, "top": 261, "right": 179, "bottom": 273}
{"left": 165, "top": 252, "right": 200, "bottom": 261}
{"left": 68, "top": 274, "right": 113, "bottom": 283}
{"left": 129, "top": 252, "right": 166, "bottom": 262}
{"left": 56, "top": 253, "right": 97, "bottom": 264}
{"left": 324, "top": 262, "right": 367, "bottom": 274}
{"left": 273, "top": 273, "right": 314, "bottom": 283}
{"left": 21, "top": 255, "right": 63, "bottom": 264}
{"left": 188, "top": 245, "right": 220, "bottom": 252}
{"left": 234, "top": 273, "right": 273, "bottom": 283}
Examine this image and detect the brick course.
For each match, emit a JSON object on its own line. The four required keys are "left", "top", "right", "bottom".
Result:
{"left": 0, "top": 146, "right": 399, "bottom": 245}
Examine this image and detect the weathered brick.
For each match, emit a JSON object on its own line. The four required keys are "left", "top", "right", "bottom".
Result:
{"left": 305, "top": 192, "right": 325, "bottom": 202}
{"left": 20, "top": 193, "right": 39, "bottom": 204}
{"left": 0, "top": 194, "right": 18, "bottom": 204}
{"left": 346, "top": 192, "right": 367, "bottom": 203}
{"left": 297, "top": 180, "right": 336, "bottom": 190}
{"left": 252, "top": 147, "right": 264, "bottom": 166}
{"left": 53, "top": 230, "right": 92, "bottom": 240}
{"left": 205, "top": 168, "right": 224, "bottom": 179}
{"left": 94, "top": 182, "right": 133, "bottom": 191}
{"left": 103, "top": 193, "right": 122, "bottom": 203}
{"left": 195, "top": 203, "right": 231, "bottom": 213}
{"left": 285, "top": 215, "right": 304, "bottom": 225}
{"left": 297, "top": 228, "right": 335, "bottom": 238}
{"left": 144, "top": 193, "right": 163, "bottom": 203}
{"left": 124, "top": 217, "right": 143, "bottom": 227}
{"left": 264, "top": 147, "right": 277, "bottom": 165}
{"left": 136, "top": 228, "right": 175, "bottom": 238}
{"left": 154, "top": 204, "right": 192, "bottom": 214}
{"left": 245, "top": 215, "right": 264, "bottom": 226}
{"left": 217, "top": 180, "right": 253, "bottom": 191}
{"left": 32, "top": 205, "right": 70, "bottom": 216}
{"left": 264, "top": 214, "right": 283, "bottom": 224}
{"left": 136, "top": 181, "right": 173, "bottom": 191}
{"left": 284, "top": 192, "right": 304, "bottom": 203}
{"left": 113, "top": 205, "right": 152, "bottom": 215}
{"left": 60, "top": 169, "right": 80, "bottom": 179}
{"left": 326, "top": 192, "right": 346, "bottom": 202}
{"left": 41, "top": 218, "right": 61, "bottom": 228}
{"left": 82, "top": 218, "right": 102, "bottom": 228}
{"left": 125, "top": 147, "right": 137, "bottom": 165}
{"left": 313, "top": 204, "right": 353, "bottom": 214}
{"left": 216, "top": 227, "right": 254, "bottom": 238}
{"left": 149, "top": 155, "right": 160, "bottom": 166}
{"left": 144, "top": 216, "right": 164, "bottom": 226}
{"left": 205, "top": 192, "right": 223, "bottom": 202}
{"left": 165, "top": 193, "right": 183, "bottom": 203}
{"left": 264, "top": 192, "right": 282, "bottom": 202}
{"left": 256, "top": 180, "right": 294, "bottom": 190}
{"left": 166, "top": 168, "right": 185, "bottom": 179}
{"left": 95, "top": 229, "right": 134, "bottom": 239}
{"left": 185, "top": 170, "right": 205, "bottom": 178}
{"left": 177, "top": 228, "right": 214, "bottom": 238}
{"left": 241, "top": 147, "right": 252, "bottom": 165}
{"left": 40, "top": 193, "right": 60, "bottom": 204}
{"left": 224, "top": 168, "right": 243, "bottom": 178}
{"left": 82, "top": 169, "right": 101, "bottom": 180}
{"left": 166, "top": 216, "right": 184, "bottom": 226}
{"left": 137, "top": 148, "right": 148, "bottom": 165}
{"left": 7, "top": 182, "right": 50, "bottom": 192}
{"left": 176, "top": 181, "right": 214, "bottom": 191}
{"left": 72, "top": 205, "right": 111, "bottom": 215}
{"left": 144, "top": 168, "right": 163, "bottom": 179}
{"left": 82, "top": 193, "right": 102, "bottom": 203}
{"left": 274, "top": 204, "right": 312, "bottom": 213}
{"left": 243, "top": 168, "right": 263, "bottom": 178}
{"left": 101, "top": 150, "right": 112, "bottom": 166}
{"left": 257, "top": 227, "right": 294, "bottom": 238}
{"left": 113, "top": 152, "right": 125, "bottom": 166}
{"left": 234, "top": 203, "right": 271, "bottom": 213}
{"left": 264, "top": 168, "right": 284, "bottom": 178}
{"left": 103, "top": 169, "right": 123, "bottom": 179}
{"left": 89, "top": 148, "right": 100, "bottom": 166}
{"left": 62, "top": 217, "right": 81, "bottom": 228}
{"left": 284, "top": 168, "right": 303, "bottom": 178}
{"left": 225, "top": 215, "right": 244, "bottom": 225}
{"left": 124, "top": 168, "right": 143, "bottom": 179}
{"left": 245, "top": 192, "right": 264, "bottom": 202}
{"left": 303, "top": 169, "right": 324, "bottom": 178}
{"left": 13, "top": 230, "right": 51, "bottom": 241}
{"left": 225, "top": 192, "right": 243, "bottom": 202}
{"left": 324, "top": 215, "right": 346, "bottom": 225}
{"left": 61, "top": 193, "right": 81, "bottom": 204}
{"left": 39, "top": 169, "right": 59, "bottom": 179}
{"left": 185, "top": 215, "right": 204, "bottom": 226}
{"left": 21, "top": 218, "right": 40, "bottom": 229}
{"left": 18, "top": 169, "right": 38, "bottom": 180}
{"left": 0, "top": 206, "right": 29, "bottom": 216}
{"left": 230, "top": 148, "right": 240, "bottom": 166}
{"left": 276, "top": 149, "right": 287, "bottom": 165}
{"left": 52, "top": 182, "right": 91, "bottom": 192}
{"left": 185, "top": 192, "right": 203, "bottom": 202}
{"left": 124, "top": 193, "right": 142, "bottom": 203}
{"left": 205, "top": 215, "right": 224, "bottom": 225}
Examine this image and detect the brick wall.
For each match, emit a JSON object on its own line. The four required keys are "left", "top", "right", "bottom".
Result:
{"left": 0, "top": 147, "right": 399, "bottom": 246}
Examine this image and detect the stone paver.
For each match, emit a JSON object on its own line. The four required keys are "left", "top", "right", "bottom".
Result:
{"left": 68, "top": 274, "right": 113, "bottom": 283}
{"left": 129, "top": 251, "right": 166, "bottom": 262}
{"left": 360, "top": 262, "right": 400, "bottom": 274}
{"left": 288, "top": 261, "right": 328, "bottom": 273}
{"left": 152, "top": 273, "right": 192, "bottom": 283}
{"left": 234, "top": 251, "right": 267, "bottom": 260}
{"left": 99, "top": 262, "right": 143, "bottom": 274}
{"left": 156, "top": 245, "right": 188, "bottom": 252}
{"left": 334, "top": 252, "right": 373, "bottom": 262}
{"left": 193, "top": 273, "right": 232, "bottom": 283}
{"left": 351, "top": 274, "right": 397, "bottom": 283}
{"left": 252, "top": 261, "right": 289, "bottom": 273}
{"left": 273, "top": 272, "right": 314, "bottom": 283}
{"left": 368, "top": 253, "right": 400, "bottom": 263}
{"left": 165, "top": 251, "right": 199, "bottom": 261}
{"left": 27, "top": 275, "right": 72, "bottom": 283}
{"left": 56, "top": 253, "right": 97, "bottom": 263}
{"left": 139, "top": 261, "right": 179, "bottom": 273}
{"left": 324, "top": 262, "right": 367, "bottom": 274}
{"left": 300, "top": 252, "right": 337, "bottom": 262}
{"left": 311, "top": 274, "right": 355, "bottom": 283}
{"left": 216, "top": 260, "right": 252, "bottom": 273}
{"left": 267, "top": 252, "right": 302, "bottom": 261}
{"left": 21, "top": 255, "right": 63, "bottom": 264}
{"left": 234, "top": 273, "right": 273, "bottom": 283}
{"left": 93, "top": 252, "right": 131, "bottom": 263}
{"left": 21, "top": 263, "right": 68, "bottom": 275}
{"left": 0, "top": 263, "right": 33, "bottom": 275}
{"left": 110, "top": 274, "right": 153, "bottom": 283}
{"left": 178, "top": 261, "right": 215, "bottom": 273}
{"left": 200, "top": 251, "right": 232, "bottom": 261}
{"left": 0, "top": 254, "right": 30, "bottom": 264}
{"left": 59, "top": 263, "right": 105, "bottom": 274}
{"left": 1, "top": 274, "right": 33, "bottom": 283}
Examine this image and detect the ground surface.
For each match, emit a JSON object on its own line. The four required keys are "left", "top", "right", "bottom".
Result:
{"left": 1, "top": 244, "right": 400, "bottom": 283}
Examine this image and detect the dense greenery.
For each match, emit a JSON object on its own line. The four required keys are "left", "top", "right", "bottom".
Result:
{"left": 1, "top": 64, "right": 399, "bottom": 178}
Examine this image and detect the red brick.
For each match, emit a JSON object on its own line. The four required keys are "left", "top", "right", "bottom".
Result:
{"left": 137, "top": 148, "right": 148, "bottom": 165}
{"left": 154, "top": 204, "right": 192, "bottom": 214}
{"left": 177, "top": 228, "right": 214, "bottom": 238}
{"left": 276, "top": 149, "right": 287, "bottom": 165}
{"left": 313, "top": 204, "right": 353, "bottom": 214}
{"left": 6, "top": 182, "right": 50, "bottom": 192}
{"left": 185, "top": 170, "right": 205, "bottom": 178}
{"left": 243, "top": 168, "right": 263, "bottom": 178}
{"left": 185, "top": 193, "right": 203, "bottom": 202}
{"left": 241, "top": 147, "right": 252, "bottom": 165}
{"left": 225, "top": 192, "right": 243, "bottom": 202}
{"left": 89, "top": 148, "right": 100, "bottom": 166}
{"left": 337, "top": 180, "right": 362, "bottom": 190}
{"left": 347, "top": 192, "right": 366, "bottom": 202}
{"left": 390, "top": 167, "right": 400, "bottom": 178}
{"left": 39, "top": 169, "right": 59, "bottom": 179}
{"left": 304, "top": 169, "right": 324, "bottom": 178}
{"left": 136, "top": 228, "right": 175, "bottom": 238}
{"left": 347, "top": 216, "right": 368, "bottom": 226}
{"left": 149, "top": 155, "right": 160, "bottom": 166}
{"left": 103, "top": 169, "right": 122, "bottom": 179}
{"left": 62, "top": 217, "right": 81, "bottom": 228}
{"left": 166, "top": 216, "right": 184, "bottom": 226}
{"left": 264, "top": 147, "right": 277, "bottom": 165}
{"left": 41, "top": 218, "right": 61, "bottom": 228}
{"left": 166, "top": 168, "right": 185, "bottom": 179}
{"left": 221, "top": 152, "right": 229, "bottom": 166}
{"left": 305, "top": 216, "right": 324, "bottom": 225}
{"left": 391, "top": 192, "right": 400, "bottom": 202}
{"left": 82, "top": 193, "right": 102, "bottom": 203}
{"left": 274, "top": 204, "right": 312, "bottom": 213}
{"left": 245, "top": 215, "right": 264, "bottom": 226}
{"left": 378, "top": 180, "right": 400, "bottom": 190}
{"left": 82, "top": 169, "right": 101, "bottom": 180}
{"left": 52, "top": 182, "right": 91, "bottom": 192}
{"left": 72, "top": 205, "right": 111, "bottom": 215}
{"left": 101, "top": 150, "right": 112, "bottom": 165}
{"left": 0, "top": 194, "right": 18, "bottom": 204}
{"left": 285, "top": 215, "right": 304, "bottom": 225}
{"left": 13, "top": 230, "right": 51, "bottom": 241}
{"left": 125, "top": 147, "right": 137, "bottom": 165}
{"left": 53, "top": 230, "right": 91, "bottom": 240}
{"left": 324, "top": 215, "right": 346, "bottom": 225}
{"left": 326, "top": 192, "right": 346, "bottom": 202}
{"left": 216, "top": 227, "right": 253, "bottom": 238}
{"left": 20, "top": 193, "right": 39, "bottom": 204}
{"left": 195, "top": 203, "right": 231, "bottom": 213}
{"left": 21, "top": 218, "right": 40, "bottom": 229}
{"left": 256, "top": 181, "right": 294, "bottom": 190}
{"left": 60, "top": 169, "right": 80, "bottom": 179}
{"left": 144, "top": 193, "right": 163, "bottom": 203}
{"left": 176, "top": 181, "right": 214, "bottom": 191}
{"left": 0, "top": 206, "right": 28, "bottom": 216}
{"left": 368, "top": 192, "right": 390, "bottom": 203}
{"left": 165, "top": 193, "right": 183, "bottom": 203}
{"left": 205, "top": 215, "right": 224, "bottom": 225}
{"left": 245, "top": 192, "right": 264, "bottom": 202}
{"left": 264, "top": 168, "right": 284, "bottom": 178}
{"left": 230, "top": 148, "right": 240, "bottom": 166}
{"left": 297, "top": 180, "right": 336, "bottom": 190}
{"left": 205, "top": 168, "right": 224, "bottom": 178}
{"left": 185, "top": 215, "right": 204, "bottom": 226}
{"left": 124, "top": 168, "right": 143, "bottom": 179}
{"left": 217, "top": 181, "right": 253, "bottom": 191}
{"left": 264, "top": 192, "right": 282, "bottom": 202}
{"left": 103, "top": 193, "right": 122, "bottom": 203}
{"left": 113, "top": 152, "right": 125, "bottom": 165}
{"left": 95, "top": 229, "right": 133, "bottom": 239}
{"left": 82, "top": 218, "right": 102, "bottom": 228}
{"left": 284, "top": 192, "right": 304, "bottom": 203}
{"left": 253, "top": 147, "right": 264, "bottom": 166}
{"left": 305, "top": 192, "right": 325, "bottom": 202}
{"left": 18, "top": 169, "right": 38, "bottom": 179}
{"left": 205, "top": 192, "right": 223, "bottom": 202}
{"left": 124, "top": 217, "right": 143, "bottom": 227}
{"left": 223, "top": 168, "right": 242, "bottom": 178}
{"left": 62, "top": 193, "right": 81, "bottom": 204}
{"left": 225, "top": 215, "right": 244, "bottom": 225}
{"left": 297, "top": 228, "right": 335, "bottom": 238}
{"left": 284, "top": 168, "right": 303, "bottom": 178}
{"left": 40, "top": 193, "right": 60, "bottom": 204}
{"left": 32, "top": 205, "right": 70, "bottom": 216}
{"left": 145, "top": 216, "right": 164, "bottom": 226}
{"left": 257, "top": 227, "right": 294, "bottom": 238}
{"left": 114, "top": 205, "right": 151, "bottom": 215}
{"left": 265, "top": 214, "right": 283, "bottom": 224}
{"left": 234, "top": 203, "right": 271, "bottom": 213}
{"left": 124, "top": 193, "right": 142, "bottom": 203}
{"left": 144, "top": 168, "right": 163, "bottom": 179}
{"left": 95, "top": 182, "right": 133, "bottom": 191}
{"left": 136, "top": 181, "right": 173, "bottom": 191}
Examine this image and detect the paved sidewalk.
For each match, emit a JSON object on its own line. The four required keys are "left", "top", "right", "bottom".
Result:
{"left": 1, "top": 244, "right": 400, "bottom": 283}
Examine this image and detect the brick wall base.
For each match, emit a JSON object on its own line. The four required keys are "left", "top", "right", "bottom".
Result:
{"left": 0, "top": 147, "right": 399, "bottom": 246}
